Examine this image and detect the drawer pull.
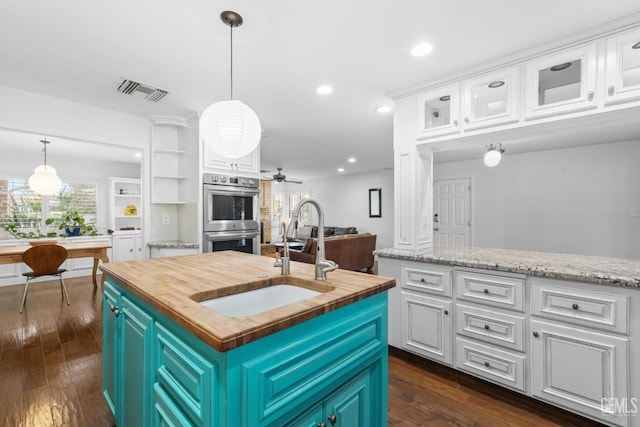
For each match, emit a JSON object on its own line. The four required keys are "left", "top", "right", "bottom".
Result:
{"left": 444, "top": 310, "right": 449, "bottom": 315}
{"left": 484, "top": 361, "right": 490, "bottom": 368}
{"left": 420, "top": 278, "right": 426, "bottom": 283}
{"left": 483, "top": 288, "right": 490, "bottom": 294}
{"left": 484, "top": 324, "right": 490, "bottom": 330}
{"left": 533, "top": 331, "right": 539, "bottom": 338}
{"left": 572, "top": 303, "right": 579, "bottom": 310}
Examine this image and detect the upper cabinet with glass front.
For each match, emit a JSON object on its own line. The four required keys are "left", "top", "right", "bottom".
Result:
{"left": 417, "top": 84, "right": 461, "bottom": 137}
{"left": 462, "top": 67, "right": 519, "bottom": 130}
{"left": 605, "top": 27, "right": 640, "bottom": 104}
{"left": 524, "top": 44, "right": 598, "bottom": 119}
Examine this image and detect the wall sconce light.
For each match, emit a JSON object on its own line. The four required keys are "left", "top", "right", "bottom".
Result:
{"left": 28, "top": 138, "right": 62, "bottom": 195}
{"left": 484, "top": 143, "right": 505, "bottom": 167}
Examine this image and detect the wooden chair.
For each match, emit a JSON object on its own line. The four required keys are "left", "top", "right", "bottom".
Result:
{"left": 20, "top": 244, "right": 70, "bottom": 314}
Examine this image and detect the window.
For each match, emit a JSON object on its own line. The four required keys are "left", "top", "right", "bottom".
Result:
{"left": 0, "top": 178, "right": 98, "bottom": 235}
{"left": 288, "top": 193, "right": 311, "bottom": 223}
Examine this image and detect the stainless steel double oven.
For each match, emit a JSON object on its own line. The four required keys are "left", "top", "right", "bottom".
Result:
{"left": 202, "top": 173, "right": 259, "bottom": 254}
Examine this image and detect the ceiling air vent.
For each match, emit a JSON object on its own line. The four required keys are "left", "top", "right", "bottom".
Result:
{"left": 117, "top": 79, "right": 169, "bottom": 103}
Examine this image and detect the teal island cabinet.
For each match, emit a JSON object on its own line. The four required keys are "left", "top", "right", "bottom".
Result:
{"left": 100, "top": 251, "right": 395, "bottom": 427}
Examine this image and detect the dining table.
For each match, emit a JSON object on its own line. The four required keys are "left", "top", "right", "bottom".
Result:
{"left": 0, "top": 241, "right": 111, "bottom": 288}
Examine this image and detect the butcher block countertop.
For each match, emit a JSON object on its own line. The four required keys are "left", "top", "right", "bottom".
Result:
{"left": 100, "top": 251, "right": 395, "bottom": 352}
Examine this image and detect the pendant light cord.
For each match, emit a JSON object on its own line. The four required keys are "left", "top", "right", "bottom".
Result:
{"left": 230, "top": 24, "right": 233, "bottom": 100}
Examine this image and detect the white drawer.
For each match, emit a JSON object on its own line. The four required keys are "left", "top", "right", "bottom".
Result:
{"left": 455, "top": 270, "right": 525, "bottom": 312}
{"left": 456, "top": 304, "right": 525, "bottom": 351}
{"left": 401, "top": 263, "right": 452, "bottom": 297}
{"left": 531, "top": 281, "right": 629, "bottom": 334}
{"left": 455, "top": 337, "right": 526, "bottom": 392}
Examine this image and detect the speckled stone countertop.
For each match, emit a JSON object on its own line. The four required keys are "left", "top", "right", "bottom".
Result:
{"left": 374, "top": 246, "right": 640, "bottom": 288}
{"left": 146, "top": 240, "right": 199, "bottom": 249}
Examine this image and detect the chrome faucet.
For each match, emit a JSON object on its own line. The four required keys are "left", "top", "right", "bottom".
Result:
{"left": 273, "top": 221, "right": 291, "bottom": 275}
{"left": 286, "top": 198, "right": 338, "bottom": 280}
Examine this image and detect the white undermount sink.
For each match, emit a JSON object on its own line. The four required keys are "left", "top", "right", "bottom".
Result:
{"left": 198, "top": 284, "right": 322, "bottom": 317}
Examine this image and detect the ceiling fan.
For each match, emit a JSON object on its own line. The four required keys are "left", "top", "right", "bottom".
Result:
{"left": 263, "top": 167, "right": 303, "bottom": 184}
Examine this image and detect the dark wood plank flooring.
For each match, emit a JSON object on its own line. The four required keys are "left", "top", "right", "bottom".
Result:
{"left": 0, "top": 276, "right": 604, "bottom": 426}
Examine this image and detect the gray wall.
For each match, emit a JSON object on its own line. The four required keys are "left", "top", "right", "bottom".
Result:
{"left": 434, "top": 139, "right": 640, "bottom": 259}
{"left": 305, "top": 169, "right": 394, "bottom": 250}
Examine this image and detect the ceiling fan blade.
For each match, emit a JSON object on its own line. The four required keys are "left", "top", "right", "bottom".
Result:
{"left": 286, "top": 179, "right": 303, "bottom": 184}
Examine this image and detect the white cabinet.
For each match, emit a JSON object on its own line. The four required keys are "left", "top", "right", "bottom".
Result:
{"left": 605, "top": 27, "right": 640, "bottom": 105}
{"left": 524, "top": 43, "right": 598, "bottom": 119}
{"left": 108, "top": 177, "right": 142, "bottom": 233}
{"left": 417, "top": 67, "right": 519, "bottom": 138}
{"left": 113, "top": 233, "right": 142, "bottom": 262}
{"left": 530, "top": 319, "right": 629, "bottom": 426}
{"left": 400, "top": 290, "right": 452, "bottom": 365}
{"left": 203, "top": 144, "right": 260, "bottom": 177}
{"left": 417, "top": 84, "right": 461, "bottom": 137}
{"left": 461, "top": 67, "right": 519, "bottom": 130}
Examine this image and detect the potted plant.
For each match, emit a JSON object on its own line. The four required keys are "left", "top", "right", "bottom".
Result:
{"left": 47, "top": 211, "right": 98, "bottom": 237}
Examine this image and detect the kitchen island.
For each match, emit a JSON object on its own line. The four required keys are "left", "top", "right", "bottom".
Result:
{"left": 100, "top": 251, "right": 395, "bottom": 427}
{"left": 377, "top": 246, "right": 640, "bottom": 427}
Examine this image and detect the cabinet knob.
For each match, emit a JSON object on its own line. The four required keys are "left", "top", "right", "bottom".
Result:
{"left": 444, "top": 310, "right": 449, "bottom": 315}
{"left": 572, "top": 303, "right": 579, "bottom": 310}
{"left": 533, "top": 331, "right": 539, "bottom": 338}
{"left": 608, "top": 86, "right": 615, "bottom": 96}
{"left": 109, "top": 304, "right": 116, "bottom": 312}
{"left": 129, "top": 249, "right": 134, "bottom": 252}
{"left": 587, "top": 91, "right": 594, "bottom": 101}
{"left": 420, "top": 277, "right": 426, "bottom": 283}
{"left": 484, "top": 324, "right": 490, "bottom": 330}
{"left": 483, "top": 288, "right": 490, "bottom": 294}
{"left": 484, "top": 361, "right": 490, "bottom": 368}
{"left": 453, "top": 119, "right": 459, "bottom": 127}
{"left": 328, "top": 415, "right": 337, "bottom": 426}
{"left": 113, "top": 308, "right": 121, "bottom": 318}
{"left": 317, "top": 424, "right": 326, "bottom": 427}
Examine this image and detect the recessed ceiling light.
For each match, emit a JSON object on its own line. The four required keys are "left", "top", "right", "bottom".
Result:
{"left": 134, "top": 152, "right": 142, "bottom": 158}
{"left": 375, "top": 106, "right": 392, "bottom": 113}
{"left": 337, "top": 168, "right": 345, "bottom": 172}
{"left": 317, "top": 85, "right": 333, "bottom": 95}
{"left": 348, "top": 157, "right": 356, "bottom": 163}
{"left": 410, "top": 43, "right": 433, "bottom": 57}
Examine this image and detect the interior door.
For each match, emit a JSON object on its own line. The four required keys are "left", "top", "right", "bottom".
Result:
{"left": 433, "top": 178, "right": 471, "bottom": 248}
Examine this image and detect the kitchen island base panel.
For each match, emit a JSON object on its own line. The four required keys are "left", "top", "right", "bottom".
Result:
{"left": 103, "top": 278, "right": 388, "bottom": 427}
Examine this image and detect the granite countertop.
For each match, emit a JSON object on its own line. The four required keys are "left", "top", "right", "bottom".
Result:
{"left": 100, "top": 252, "right": 395, "bottom": 352}
{"left": 374, "top": 246, "right": 640, "bottom": 287}
{"left": 146, "top": 240, "right": 199, "bottom": 249}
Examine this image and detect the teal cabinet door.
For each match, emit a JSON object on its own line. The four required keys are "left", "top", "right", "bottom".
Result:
{"left": 121, "top": 295, "right": 153, "bottom": 427}
{"left": 325, "top": 367, "right": 375, "bottom": 427}
{"left": 102, "top": 281, "right": 120, "bottom": 417}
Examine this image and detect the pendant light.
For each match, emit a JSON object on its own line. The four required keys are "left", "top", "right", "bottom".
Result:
{"left": 483, "top": 143, "right": 505, "bottom": 167}
{"left": 200, "top": 10, "right": 261, "bottom": 160}
{"left": 28, "top": 138, "right": 62, "bottom": 195}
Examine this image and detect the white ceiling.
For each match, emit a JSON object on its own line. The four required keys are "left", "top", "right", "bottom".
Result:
{"left": 1, "top": 1, "right": 639, "bottom": 179}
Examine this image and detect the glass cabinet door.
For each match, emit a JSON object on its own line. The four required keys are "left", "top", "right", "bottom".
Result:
{"left": 416, "top": 84, "right": 460, "bottom": 138}
{"left": 605, "top": 27, "right": 640, "bottom": 104}
{"left": 462, "top": 67, "right": 519, "bottom": 130}
{"left": 524, "top": 44, "right": 597, "bottom": 119}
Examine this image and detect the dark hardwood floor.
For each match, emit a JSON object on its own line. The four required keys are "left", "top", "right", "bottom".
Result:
{"left": 1, "top": 276, "right": 604, "bottom": 427}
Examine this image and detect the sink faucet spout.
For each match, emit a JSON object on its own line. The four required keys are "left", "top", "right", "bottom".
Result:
{"left": 288, "top": 198, "right": 338, "bottom": 280}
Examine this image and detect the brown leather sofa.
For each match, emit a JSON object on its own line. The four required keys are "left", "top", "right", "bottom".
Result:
{"left": 287, "top": 233, "right": 377, "bottom": 273}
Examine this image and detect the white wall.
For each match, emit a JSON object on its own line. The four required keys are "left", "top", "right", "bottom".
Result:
{"left": 304, "top": 169, "right": 394, "bottom": 250}
{"left": 434, "top": 140, "right": 640, "bottom": 259}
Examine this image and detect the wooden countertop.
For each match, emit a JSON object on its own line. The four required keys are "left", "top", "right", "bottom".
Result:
{"left": 100, "top": 251, "right": 395, "bottom": 352}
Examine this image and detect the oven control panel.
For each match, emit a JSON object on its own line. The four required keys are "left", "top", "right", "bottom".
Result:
{"left": 203, "top": 173, "right": 258, "bottom": 188}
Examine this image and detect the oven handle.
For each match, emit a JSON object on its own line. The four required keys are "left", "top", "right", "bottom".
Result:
{"left": 203, "top": 185, "right": 260, "bottom": 197}
{"left": 204, "top": 230, "right": 259, "bottom": 241}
